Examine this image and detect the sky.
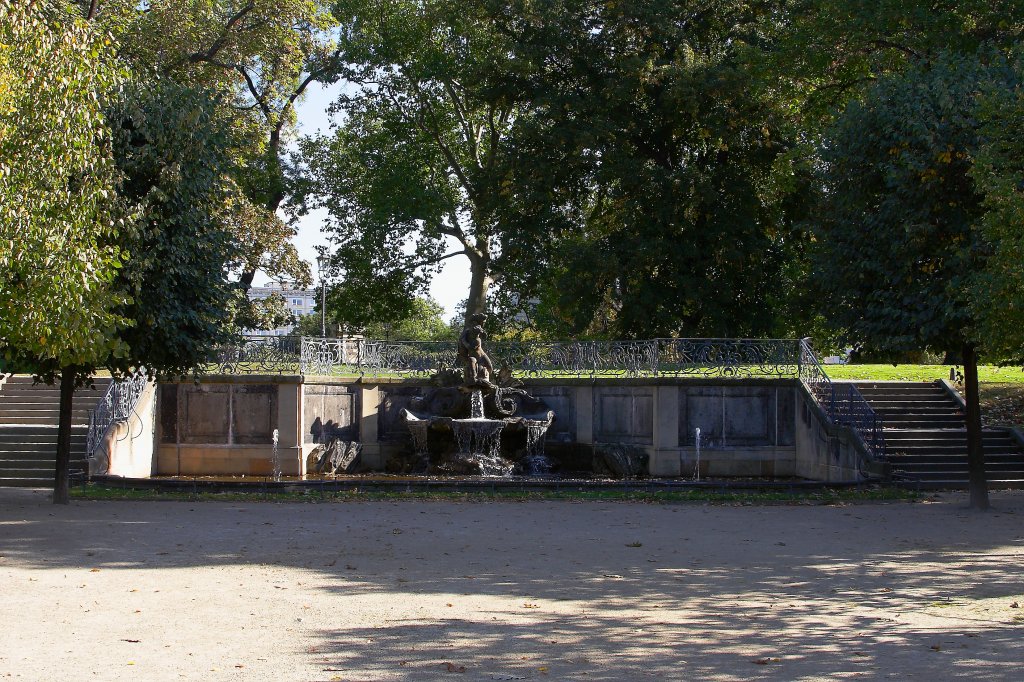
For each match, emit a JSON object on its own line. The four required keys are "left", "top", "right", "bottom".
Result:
{"left": 282, "top": 81, "right": 470, "bottom": 320}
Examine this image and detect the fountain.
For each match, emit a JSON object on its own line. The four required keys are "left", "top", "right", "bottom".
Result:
{"left": 694, "top": 427, "right": 701, "bottom": 481}
{"left": 400, "top": 313, "right": 555, "bottom": 476}
{"left": 271, "top": 428, "right": 281, "bottom": 482}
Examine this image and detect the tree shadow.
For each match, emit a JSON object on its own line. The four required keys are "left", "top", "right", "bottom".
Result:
{"left": 2, "top": 490, "right": 1023, "bottom": 678}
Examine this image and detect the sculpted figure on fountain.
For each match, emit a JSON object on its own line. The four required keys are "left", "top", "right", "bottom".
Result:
{"left": 457, "top": 312, "right": 496, "bottom": 389}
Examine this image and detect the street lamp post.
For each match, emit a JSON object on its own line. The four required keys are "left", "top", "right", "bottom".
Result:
{"left": 316, "top": 253, "right": 327, "bottom": 337}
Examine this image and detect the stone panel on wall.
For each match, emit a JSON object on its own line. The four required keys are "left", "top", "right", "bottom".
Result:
{"left": 594, "top": 387, "right": 653, "bottom": 445}
{"left": 378, "top": 387, "right": 422, "bottom": 442}
{"left": 232, "top": 385, "right": 278, "bottom": 444}
{"left": 681, "top": 387, "right": 724, "bottom": 447}
{"left": 303, "top": 384, "right": 357, "bottom": 444}
{"left": 723, "top": 388, "right": 772, "bottom": 447}
{"left": 159, "top": 384, "right": 178, "bottom": 444}
{"left": 180, "top": 384, "right": 230, "bottom": 444}
{"left": 523, "top": 385, "right": 575, "bottom": 443}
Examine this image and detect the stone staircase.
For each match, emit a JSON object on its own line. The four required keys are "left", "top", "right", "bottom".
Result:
{"left": 853, "top": 381, "right": 1024, "bottom": 489}
{"left": 0, "top": 375, "right": 111, "bottom": 487}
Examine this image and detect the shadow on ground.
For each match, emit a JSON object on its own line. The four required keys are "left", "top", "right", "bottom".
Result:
{"left": 1, "top": 489, "right": 1023, "bottom": 679}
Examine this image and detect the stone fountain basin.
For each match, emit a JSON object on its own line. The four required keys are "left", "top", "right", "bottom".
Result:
{"left": 400, "top": 409, "right": 555, "bottom": 431}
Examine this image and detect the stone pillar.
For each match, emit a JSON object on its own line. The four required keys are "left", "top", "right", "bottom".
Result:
{"left": 358, "top": 385, "right": 384, "bottom": 468}
{"left": 276, "top": 382, "right": 303, "bottom": 476}
{"left": 650, "top": 385, "right": 681, "bottom": 476}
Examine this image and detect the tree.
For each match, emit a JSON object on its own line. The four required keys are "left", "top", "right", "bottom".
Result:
{"left": 86, "top": 0, "right": 347, "bottom": 291}
{"left": 969, "top": 51, "right": 1024, "bottom": 360}
{"left": 296, "top": 0, "right": 525, "bottom": 327}
{"left": 478, "top": 0, "right": 809, "bottom": 338}
{"left": 812, "top": 53, "right": 1023, "bottom": 510}
{"left": 105, "top": 81, "right": 245, "bottom": 375}
{"left": 362, "top": 297, "right": 451, "bottom": 342}
{"left": 769, "top": 0, "right": 1022, "bottom": 124}
{"left": 0, "top": 0, "right": 129, "bottom": 503}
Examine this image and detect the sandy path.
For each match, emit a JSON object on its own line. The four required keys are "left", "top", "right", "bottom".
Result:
{"left": 1, "top": 489, "right": 1023, "bottom": 681}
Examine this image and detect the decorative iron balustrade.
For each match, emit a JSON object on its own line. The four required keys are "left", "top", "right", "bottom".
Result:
{"left": 656, "top": 338, "right": 800, "bottom": 378}
{"left": 293, "top": 337, "right": 805, "bottom": 379}
{"left": 211, "top": 335, "right": 301, "bottom": 375}
{"left": 300, "top": 337, "right": 362, "bottom": 376}
{"left": 87, "top": 371, "right": 149, "bottom": 457}
{"left": 798, "top": 339, "right": 886, "bottom": 458}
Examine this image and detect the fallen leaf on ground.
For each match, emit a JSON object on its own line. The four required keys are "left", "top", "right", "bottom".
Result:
{"left": 443, "top": 662, "right": 466, "bottom": 673}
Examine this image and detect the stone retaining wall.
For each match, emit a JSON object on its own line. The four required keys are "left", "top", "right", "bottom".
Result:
{"left": 151, "top": 376, "right": 873, "bottom": 481}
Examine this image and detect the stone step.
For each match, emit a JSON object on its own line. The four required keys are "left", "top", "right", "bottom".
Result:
{"left": 873, "top": 404, "right": 962, "bottom": 413}
{"left": 896, "top": 479, "right": 1024, "bottom": 490}
{"left": 892, "top": 469, "right": 1024, "bottom": 481}
{"left": 0, "top": 409, "right": 92, "bottom": 420}
{"left": 868, "top": 400, "right": 959, "bottom": 409}
{"left": 0, "top": 477, "right": 57, "bottom": 487}
{"left": 890, "top": 458, "right": 1024, "bottom": 470}
{"left": 888, "top": 450, "right": 1018, "bottom": 458}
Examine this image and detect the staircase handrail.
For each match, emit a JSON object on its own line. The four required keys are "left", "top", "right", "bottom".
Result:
{"left": 798, "top": 339, "right": 886, "bottom": 458}
{"left": 87, "top": 371, "right": 149, "bottom": 458}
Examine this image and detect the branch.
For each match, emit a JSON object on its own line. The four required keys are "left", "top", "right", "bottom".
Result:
{"left": 443, "top": 211, "right": 474, "bottom": 253}
{"left": 442, "top": 79, "right": 480, "bottom": 169}
{"left": 188, "top": 2, "right": 256, "bottom": 64}
{"left": 272, "top": 43, "right": 346, "bottom": 143}
{"left": 398, "top": 250, "right": 468, "bottom": 273}
{"left": 867, "top": 39, "right": 922, "bottom": 60}
{"left": 234, "top": 64, "right": 273, "bottom": 120}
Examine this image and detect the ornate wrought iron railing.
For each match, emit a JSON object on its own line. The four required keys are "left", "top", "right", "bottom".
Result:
{"left": 87, "top": 371, "right": 149, "bottom": 457}
{"left": 293, "top": 337, "right": 805, "bottom": 379}
{"left": 210, "top": 335, "right": 301, "bottom": 375}
{"left": 798, "top": 339, "right": 886, "bottom": 458}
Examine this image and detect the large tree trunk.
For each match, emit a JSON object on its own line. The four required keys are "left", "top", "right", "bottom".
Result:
{"left": 464, "top": 254, "right": 492, "bottom": 327}
{"left": 53, "top": 366, "right": 75, "bottom": 505}
{"left": 963, "top": 343, "right": 989, "bottom": 510}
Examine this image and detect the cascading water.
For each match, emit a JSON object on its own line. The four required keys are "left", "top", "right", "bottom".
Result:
{"left": 407, "top": 418, "right": 430, "bottom": 467}
{"left": 271, "top": 428, "right": 281, "bottom": 482}
{"left": 694, "top": 427, "right": 701, "bottom": 481}
{"left": 451, "top": 419, "right": 510, "bottom": 476}
{"left": 469, "top": 389, "right": 485, "bottom": 419}
{"left": 522, "top": 419, "right": 552, "bottom": 474}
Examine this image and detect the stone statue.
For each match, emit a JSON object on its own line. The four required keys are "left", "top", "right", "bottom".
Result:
{"left": 457, "top": 312, "right": 495, "bottom": 388}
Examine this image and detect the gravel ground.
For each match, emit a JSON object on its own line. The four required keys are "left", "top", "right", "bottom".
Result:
{"left": 1, "top": 488, "right": 1023, "bottom": 681}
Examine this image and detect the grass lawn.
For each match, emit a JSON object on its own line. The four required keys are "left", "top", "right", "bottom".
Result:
{"left": 825, "top": 363, "right": 1024, "bottom": 383}
{"left": 824, "top": 364, "right": 1024, "bottom": 428}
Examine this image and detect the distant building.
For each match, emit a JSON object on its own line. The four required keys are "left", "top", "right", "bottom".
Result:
{"left": 247, "top": 282, "right": 317, "bottom": 337}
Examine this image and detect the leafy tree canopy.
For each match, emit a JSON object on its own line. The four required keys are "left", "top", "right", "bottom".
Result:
{"left": 0, "top": 0, "right": 129, "bottom": 374}
{"left": 296, "top": 0, "right": 526, "bottom": 327}
{"left": 812, "top": 51, "right": 1020, "bottom": 355}
{"left": 969, "top": 50, "right": 1024, "bottom": 359}
{"left": 482, "top": 0, "right": 810, "bottom": 338}
{"left": 83, "top": 0, "right": 348, "bottom": 290}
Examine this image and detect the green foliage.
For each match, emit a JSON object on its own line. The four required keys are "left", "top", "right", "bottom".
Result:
{"left": 106, "top": 81, "right": 246, "bottom": 374}
{"left": 812, "top": 52, "right": 1021, "bottom": 357}
{"left": 362, "top": 297, "right": 451, "bottom": 341}
{"left": 0, "top": 0, "right": 129, "bottom": 375}
{"left": 297, "top": 0, "right": 524, "bottom": 327}
{"left": 89, "top": 0, "right": 341, "bottom": 288}
{"left": 486, "top": 0, "right": 809, "bottom": 338}
{"left": 771, "top": 0, "right": 1023, "bottom": 124}
{"left": 970, "top": 51, "right": 1024, "bottom": 359}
